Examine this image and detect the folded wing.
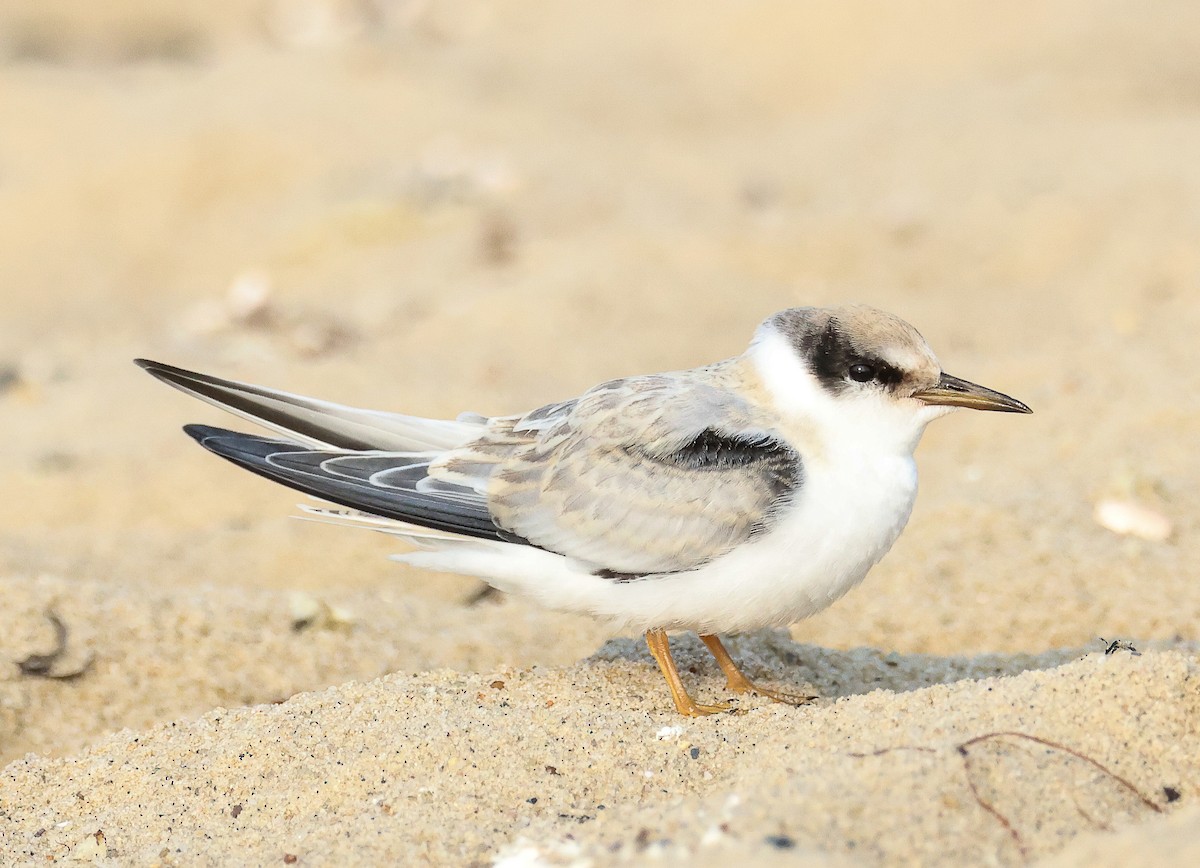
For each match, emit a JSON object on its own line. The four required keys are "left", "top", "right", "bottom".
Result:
{"left": 144, "top": 361, "right": 802, "bottom": 577}
{"left": 435, "top": 370, "right": 803, "bottom": 575}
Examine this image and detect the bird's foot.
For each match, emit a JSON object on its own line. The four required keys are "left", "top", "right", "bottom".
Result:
{"left": 727, "top": 679, "right": 816, "bottom": 707}
{"left": 700, "top": 633, "right": 816, "bottom": 708}
{"left": 675, "top": 697, "right": 735, "bottom": 717}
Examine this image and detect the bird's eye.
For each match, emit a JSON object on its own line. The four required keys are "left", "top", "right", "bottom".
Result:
{"left": 848, "top": 363, "right": 876, "bottom": 383}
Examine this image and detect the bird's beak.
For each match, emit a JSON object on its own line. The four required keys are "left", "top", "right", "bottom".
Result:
{"left": 915, "top": 373, "right": 1032, "bottom": 413}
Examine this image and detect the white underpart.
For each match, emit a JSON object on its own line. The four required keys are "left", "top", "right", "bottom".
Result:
{"left": 389, "top": 325, "right": 953, "bottom": 634}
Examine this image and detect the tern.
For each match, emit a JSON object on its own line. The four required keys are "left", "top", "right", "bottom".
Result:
{"left": 137, "top": 305, "right": 1030, "bottom": 715}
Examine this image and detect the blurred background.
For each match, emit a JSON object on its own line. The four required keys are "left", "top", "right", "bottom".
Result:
{"left": 3, "top": 1, "right": 1198, "bottom": 668}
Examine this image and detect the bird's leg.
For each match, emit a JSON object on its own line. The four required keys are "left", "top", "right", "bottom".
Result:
{"left": 699, "top": 634, "right": 816, "bottom": 706}
{"left": 644, "top": 628, "right": 731, "bottom": 716}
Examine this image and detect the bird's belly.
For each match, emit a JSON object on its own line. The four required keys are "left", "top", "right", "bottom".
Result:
{"left": 597, "top": 455, "right": 919, "bottom": 633}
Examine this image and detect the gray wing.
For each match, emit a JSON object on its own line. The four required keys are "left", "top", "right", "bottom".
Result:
{"left": 432, "top": 371, "right": 802, "bottom": 575}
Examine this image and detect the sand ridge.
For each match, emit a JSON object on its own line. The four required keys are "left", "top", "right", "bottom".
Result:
{"left": 1, "top": 635, "right": 1195, "bottom": 864}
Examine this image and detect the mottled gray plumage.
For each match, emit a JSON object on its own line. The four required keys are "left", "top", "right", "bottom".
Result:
{"left": 436, "top": 361, "right": 801, "bottom": 575}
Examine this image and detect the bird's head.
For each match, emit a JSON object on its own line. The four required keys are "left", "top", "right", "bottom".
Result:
{"left": 751, "top": 305, "right": 1031, "bottom": 453}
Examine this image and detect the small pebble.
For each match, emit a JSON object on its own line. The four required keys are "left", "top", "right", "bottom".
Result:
{"left": 1094, "top": 498, "right": 1172, "bottom": 542}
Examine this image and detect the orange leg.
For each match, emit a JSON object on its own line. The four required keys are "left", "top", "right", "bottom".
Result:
{"left": 644, "top": 629, "right": 731, "bottom": 716}
{"left": 700, "top": 634, "right": 815, "bottom": 706}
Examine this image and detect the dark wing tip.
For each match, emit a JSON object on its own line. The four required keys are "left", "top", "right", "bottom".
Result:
{"left": 133, "top": 357, "right": 173, "bottom": 375}
{"left": 182, "top": 422, "right": 227, "bottom": 445}
{"left": 181, "top": 425, "right": 307, "bottom": 461}
{"left": 134, "top": 358, "right": 195, "bottom": 383}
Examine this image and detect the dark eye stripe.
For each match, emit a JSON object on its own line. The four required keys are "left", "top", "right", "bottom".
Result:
{"left": 872, "top": 362, "right": 904, "bottom": 387}
{"left": 804, "top": 322, "right": 855, "bottom": 391}
{"left": 793, "top": 319, "right": 907, "bottom": 394}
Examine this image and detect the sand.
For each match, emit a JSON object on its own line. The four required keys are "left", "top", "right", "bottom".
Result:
{"left": 2, "top": 1, "right": 1199, "bottom": 864}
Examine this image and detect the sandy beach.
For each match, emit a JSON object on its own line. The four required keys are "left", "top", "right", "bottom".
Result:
{"left": 2, "top": 1, "right": 1199, "bottom": 864}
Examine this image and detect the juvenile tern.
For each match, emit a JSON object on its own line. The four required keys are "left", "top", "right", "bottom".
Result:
{"left": 137, "top": 305, "right": 1030, "bottom": 715}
